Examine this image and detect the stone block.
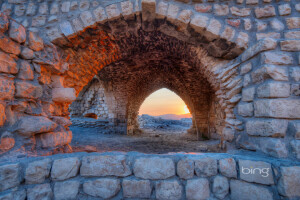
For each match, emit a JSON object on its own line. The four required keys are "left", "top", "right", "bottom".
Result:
{"left": 17, "top": 60, "right": 34, "bottom": 80}
{"left": 25, "top": 159, "right": 51, "bottom": 184}
{"left": 270, "top": 19, "right": 284, "bottom": 31}
{"left": 257, "top": 82, "right": 290, "bottom": 98}
{"left": 15, "top": 81, "right": 43, "bottom": 99}
{"left": 285, "top": 31, "right": 300, "bottom": 39}
{"left": 255, "top": 5, "right": 275, "bottom": 18}
{"left": 122, "top": 179, "right": 152, "bottom": 199}
{"left": 27, "top": 184, "right": 53, "bottom": 200}
{"left": 28, "top": 32, "right": 44, "bottom": 51}
{"left": 286, "top": 17, "right": 300, "bottom": 29}
{"left": 54, "top": 181, "right": 80, "bottom": 200}
{"left": 291, "top": 140, "right": 300, "bottom": 159}
{"left": 80, "top": 11, "right": 95, "bottom": 27}
{"left": 15, "top": 116, "right": 57, "bottom": 137}
{"left": 254, "top": 99, "right": 300, "bottom": 119}
{"left": 51, "top": 157, "right": 80, "bottom": 181}
{"left": 262, "top": 52, "right": 293, "bottom": 65}
{"left": 213, "top": 176, "right": 229, "bottom": 199}
{"left": 281, "top": 40, "right": 300, "bottom": 51}
{"left": 221, "top": 26, "right": 235, "bottom": 42}
{"left": 83, "top": 178, "right": 120, "bottom": 199}
{"left": 0, "top": 51, "right": 18, "bottom": 74}
{"left": 81, "top": 155, "right": 131, "bottom": 177}
{"left": 156, "top": 1, "right": 168, "bottom": 19}
{"left": 240, "top": 62, "right": 252, "bottom": 75}
{"left": 279, "top": 4, "right": 291, "bottom": 16}
{"left": 0, "top": 14, "right": 9, "bottom": 33}
{"left": 214, "top": 4, "right": 228, "bottom": 16}
{"left": 156, "top": 180, "right": 182, "bottom": 200}
{"left": 52, "top": 88, "right": 76, "bottom": 103}
{"left": 259, "top": 137, "right": 288, "bottom": 158}
{"left": 134, "top": 157, "right": 175, "bottom": 179}
{"left": 60, "top": 21, "right": 74, "bottom": 37}
{"left": 0, "top": 164, "right": 21, "bottom": 192}
{"left": 38, "top": 131, "right": 72, "bottom": 148}
{"left": 20, "top": 47, "right": 34, "bottom": 59}
{"left": 230, "top": 180, "right": 273, "bottom": 200}
{"left": 219, "top": 157, "right": 237, "bottom": 178}
{"left": 251, "top": 65, "right": 288, "bottom": 83}
{"left": 141, "top": 0, "right": 156, "bottom": 21}
{"left": 167, "top": 4, "right": 179, "bottom": 22}
{"left": 190, "top": 14, "right": 209, "bottom": 33}
{"left": 0, "top": 104, "right": 5, "bottom": 127}
{"left": 230, "top": 7, "right": 251, "bottom": 17}
{"left": 121, "top": 1, "right": 134, "bottom": 17}
{"left": 106, "top": 4, "right": 120, "bottom": 20}
{"left": 94, "top": 6, "right": 107, "bottom": 22}
{"left": 194, "top": 4, "right": 212, "bottom": 13}
{"left": 0, "top": 34, "right": 20, "bottom": 55}
{"left": 0, "top": 75, "right": 15, "bottom": 100}
{"left": 236, "top": 32, "right": 249, "bottom": 49}
{"left": 278, "top": 166, "right": 300, "bottom": 198}
{"left": 177, "top": 158, "right": 194, "bottom": 179}
{"left": 238, "top": 102, "right": 253, "bottom": 117}
{"left": 239, "top": 160, "right": 274, "bottom": 185}
{"left": 242, "top": 87, "right": 255, "bottom": 102}
{"left": 186, "top": 178, "right": 210, "bottom": 200}
{"left": 246, "top": 119, "right": 288, "bottom": 137}
{"left": 206, "top": 19, "right": 221, "bottom": 40}
{"left": 194, "top": 157, "right": 217, "bottom": 177}
{"left": 293, "top": 122, "right": 300, "bottom": 139}
{"left": 291, "top": 67, "right": 300, "bottom": 82}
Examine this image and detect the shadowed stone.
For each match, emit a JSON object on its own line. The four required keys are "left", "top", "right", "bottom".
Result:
{"left": 213, "top": 176, "right": 229, "bottom": 199}
{"left": 195, "top": 157, "right": 218, "bottom": 177}
{"left": 186, "top": 178, "right": 210, "bottom": 200}
{"left": 25, "top": 159, "right": 51, "bottom": 184}
{"left": 27, "top": 184, "right": 53, "bottom": 200}
{"left": 51, "top": 157, "right": 80, "bottom": 181}
{"left": 0, "top": 164, "right": 21, "bottom": 192}
{"left": 83, "top": 178, "right": 120, "bottom": 199}
{"left": 156, "top": 180, "right": 182, "bottom": 200}
{"left": 278, "top": 166, "right": 300, "bottom": 198}
{"left": 0, "top": 75, "right": 15, "bottom": 100}
{"left": 177, "top": 158, "right": 194, "bottom": 179}
{"left": 219, "top": 157, "right": 237, "bottom": 178}
{"left": 54, "top": 181, "right": 80, "bottom": 200}
{"left": 122, "top": 179, "right": 152, "bottom": 199}
{"left": 8, "top": 20, "right": 26, "bottom": 43}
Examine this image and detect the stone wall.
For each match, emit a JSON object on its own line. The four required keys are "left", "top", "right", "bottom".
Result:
{"left": 0, "top": 152, "right": 300, "bottom": 200}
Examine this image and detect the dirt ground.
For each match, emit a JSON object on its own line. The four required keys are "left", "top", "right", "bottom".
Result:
{"left": 70, "top": 126, "right": 222, "bottom": 154}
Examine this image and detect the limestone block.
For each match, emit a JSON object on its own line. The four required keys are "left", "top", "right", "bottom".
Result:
{"left": 221, "top": 26, "right": 235, "bottom": 42}
{"left": 290, "top": 140, "right": 300, "bottom": 159}
{"left": 156, "top": 1, "right": 168, "bottom": 19}
{"left": 79, "top": 0, "right": 90, "bottom": 11}
{"left": 15, "top": 81, "right": 43, "bottom": 99}
{"left": 15, "top": 116, "right": 57, "bottom": 136}
{"left": 214, "top": 4, "right": 229, "bottom": 16}
{"left": 254, "top": 5, "right": 275, "bottom": 18}
{"left": 239, "top": 160, "right": 274, "bottom": 185}
{"left": 0, "top": 75, "right": 14, "bottom": 100}
{"left": 262, "top": 52, "right": 293, "bottom": 65}
{"left": 83, "top": 178, "right": 120, "bottom": 199}
{"left": 254, "top": 99, "right": 300, "bottom": 119}
{"left": 286, "top": 17, "right": 300, "bottom": 29}
{"left": 54, "top": 181, "right": 80, "bottom": 200}
{"left": 177, "top": 158, "right": 194, "bottom": 179}
{"left": 246, "top": 119, "right": 288, "bottom": 137}
{"left": 194, "top": 4, "right": 212, "bottom": 13}
{"left": 242, "top": 87, "right": 255, "bottom": 102}
{"left": 186, "top": 178, "right": 210, "bottom": 200}
{"left": 27, "top": 184, "right": 53, "bottom": 200}
{"left": 270, "top": 19, "right": 284, "bottom": 31}
{"left": 219, "top": 157, "right": 237, "bottom": 178}
{"left": 134, "top": 157, "right": 175, "bottom": 179}
{"left": 259, "top": 137, "right": 288, "bottom": 158}
{"left": 61, "top": 2, "right": 70, "bottom": 13}
{"left": 230, "top": 180, "right": 273, "bottom": 200}
{"left": 195, "top": 157, "right": 218, "bottom": 177}
{"left": 213, "top": 176, "right": 229, "bottom": 199}
{"left": 50, "top": 116, "right": 72, "bottom": 128}
{"left": 0, "top": 34, "right": 21, "bottom": 55}
{"left": 105, "top": 4, "right": 121, "bottom": 20}
{"left": 0, "top": 131, "right": 14, "bottom": 151}
{"left": 279, "top": 4, "right": 291, "bottom": 16}
{"left": 0, "top": 189, "right": 26, "bottom": 200}
{"left": 278, "top": 166, "right": 300, "bottom": 198}
{"left": 80, "top": 11, "right": 95, "bottom": 27}
{"left": 81, "top": 155, "right": 131, "bottom": 177}
{"left": 236, "top": 32, "right": 249, "bottom": 49}
{"left": 257, "top": 82, "right": 290, "bottom": 98}
{"left": 141, "top": 0, "right": 156, "bottom": 21}
{"left": 238, "top": 102, "right": 253, "bottom": 117}
{"left": 28, "top": 32, "right": 44, "bottom": 51}
{"left": 206, "top": 19, "right": 222, "bottom": 40}
{"left": 0, "top": 164, "right": 21, "bottom": 192}
{"left": 166, "top": 4, "right": 179, "bottom": 23}
{"left": 51, "top": 157, "right": 80, "bottom": 181}
{"left": 121, "top": 1, "right": 134, "bottom": 17}
{"left": 94, "top": 6, "right": 107, "bottom": 22}
{"left": 293, "top": 122, "right": 300, "bottom": 139}
{"left": 230, "top": 7, "right": 251, "bottom": 17}
{"left": 190, "top": 14, "right": 209, "bottom": 33}
{"left": 52, "top": 88, "right": 76, "bottom": 103}
{"left": 17, "top": 60, "right": 34, "bottom": 80}
{"left": 281, "top": 40, "right": 300, "bottom": 51}
{"left": 20, "top": 47, "right": 34, "bottom": 59}
{"left": 0, "top": 51, "right": 18, "bottom": 74}
{"left": 25, "top": 159, "right": 51, "bottom": 184}
{"left": 156, "top": 180, "right": 182, "bottom": 200}
{"left": 285, "top": 31, "right": 300, "bottom": 39}
{"left": 251, "top": 65, "right": 288, "bottom": 83}
{"left": 39, "top": 131, "right": 72, "bottom": 148}
{"left": 38, "top": 2, "right": 48, "bottom": 15}
{"left": 122, "top": 179, "right": 152, "bottom": 199}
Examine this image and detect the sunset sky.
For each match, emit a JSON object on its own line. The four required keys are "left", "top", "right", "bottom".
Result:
{"left": 139, "top": 88, "right": 190, "bottom": 116}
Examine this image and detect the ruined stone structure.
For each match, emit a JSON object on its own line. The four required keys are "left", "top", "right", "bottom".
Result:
{"left": 0, "top": 0, "right": 300, "bottom": 199}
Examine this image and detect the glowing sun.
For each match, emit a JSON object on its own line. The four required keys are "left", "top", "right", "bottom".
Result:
{"left": 184, "top": 105, "right": 190, "bottom": 114}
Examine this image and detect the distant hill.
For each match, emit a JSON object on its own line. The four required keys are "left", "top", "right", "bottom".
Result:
{"left": 149, "top": 114, "right": 192, "bottom": 120}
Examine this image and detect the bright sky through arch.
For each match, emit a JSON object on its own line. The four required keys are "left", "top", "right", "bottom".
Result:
{"left": 139, "top": 88, "right": 190, "bottom": 116}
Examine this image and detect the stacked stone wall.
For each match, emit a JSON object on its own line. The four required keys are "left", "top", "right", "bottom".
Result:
{"left": 0, "top": 152, "right": 300, "bottom": 200}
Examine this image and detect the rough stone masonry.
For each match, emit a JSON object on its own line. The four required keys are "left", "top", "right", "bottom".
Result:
{"left": 0, "top": 0, "right": 299, "bottom": 199}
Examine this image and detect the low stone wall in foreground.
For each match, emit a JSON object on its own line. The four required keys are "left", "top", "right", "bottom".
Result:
{"left": 0, "top": 152, "right": 300, "bottom": 200}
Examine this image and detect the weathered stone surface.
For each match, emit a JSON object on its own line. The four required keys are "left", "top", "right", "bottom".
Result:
{"left": 285, "top": 31, "right": 300, "bottom": 39}
{"left": 213, "top": 176, "right": 229, "bottom": 199}
{"left": 262, "top": 52, "right": 293, "bottom": 65}
{"left": 0, "top": 189, "right": 26, "bottom": 200}
{"left": 81, "top": 155, "right": 131, "bottom": 177}
{"left": 51, "top": 157, "right": 80, "bottom": 181}
{"left": 20, "top": 47, "right": 34, "bottom": 59}
{"left": 0, "top": 164, "right": 20, "bottom": 192}
{"left": 0, "top": 103, "right": 5, "bottom": 127}
{"left": 106, "top": 4, "right": 120, "bottom": 20}
{"left": 0, "top": 14, "right": 9, "bottom": 33}
{"left": 246, "top": 119, "right": 288, "bottom": 137}
{"left": 141, "top": 0, "right": 156, "bottom": 21}
{"left": 17, "top": 60, "right": 34, "bottom": 80}
{"left": 52, "top": 88, "right": 76, "bottom": 103}
{"left": 270, "top": 19, "right": 284, "bottom": 31}
{"left": 0, "top": 131, "right": 14, "bottom": 151}
{"left": 122, "top": 179, "right": 152, "bottom": 199}
{"left": 254, "top": 99, "right": 300, "bottom": 119}
{"left": 25, "top": 159, "right": 51, "bottom": 184}
{"left": 259, "top": 137, "right": 288, "bottom": 158}
{"left": 279, "top": 4, "right": 291, "bottom": 16}
{"left": 214, "top": 4, "right": 228, "bottom": 16}
{"left": 255, "top": 5, "right": 275, "bottom": 18}
{"left": 156, "top": 180, "right": 182, "bottom": 200}
{"left": 186, "top": 178, "right": 210, "bottom": 200}
{"left": 39, "top": 131, "right": 72, "bottom": 148}
{"left": 278, "top": 166, "right": 300, "bottom": 198}
{"left": 27, "top": 184, "right": 53, "bottom": 200}
{"left": 15, "top": 81, "right": 43, "bottom": 99}
{"left": 0, "top": 51, "right": 18, "bottom": 74}
{"left": 242, "top": 87, "right": 255, "bottom": 102}
{"left": 257, "top": 82, "right": 290, "bottom": 98}
{"left": 230, "top": 180, "right": 273, "bottom": 200}
{"left": 177, "top": 158, "right": 194, "bottom": 179}
{"left": 83, "top": 178, "right": 120, "bottom": 199}
{"left": 291, "top": 140, "right": 300, "bottom": 159}
{"left": 195, "top": 157, "right": 217, "bottom": 177}
{"left": 8, "top": 21, "right": 26, "bottom": 43}
{"left": 60, "top": 21, "right": 74, "bottom": 36}
{"left": 0, "top": 34, "right": 20, "bottom": 55}
{"left": 238, "top": 102, "right": 253, "bottom": 117}
{"left": 80, "top": 11, "right": 95, "bottom": 27}
{"left": 50, "top": 116, "right": 72, "bottom": 128}
{"left": 134, "top": 157, "right": 175, "bottom": 179}
{"left": 293, "top": 122, "right": 300, "bottom": 139}
{"left": 94, "top": 6, "right": 107, "bottom": 22}
{"left": 240, "top": 62, "right": 252, "bottom": 75}
{"left": 291, "top": 67, "right": 300, "bottom": 82}
{"left": 54, "top": 181, "right": 80, "bottom": 200}
{"left": 239, "top": 160, "right": 274, "bottom": 185}
{"left": 280, "top": 40, "right": 300, "bottom": 51}
{"left": 251, "top": 65, "right": 288, "bottom": 83}
{"left": 230, "top": 7, "right": 251, "bottom": 17}
{"left": 28, "top": 32, "right": 44, "bottom": 51}
{"left": 0, "top": 74, "right": 15, "bottom": 100}
{"left": 190, "top": 14, "right": 209, "bottom": 33}
{"left": 286, "top": 17, "right": 300, "bottom": 29}
{"left": 15, "top": 116, "right": 57, "bottom": 136}
{"left": 219, "top": 157, "right": 237, "bottom": 178}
